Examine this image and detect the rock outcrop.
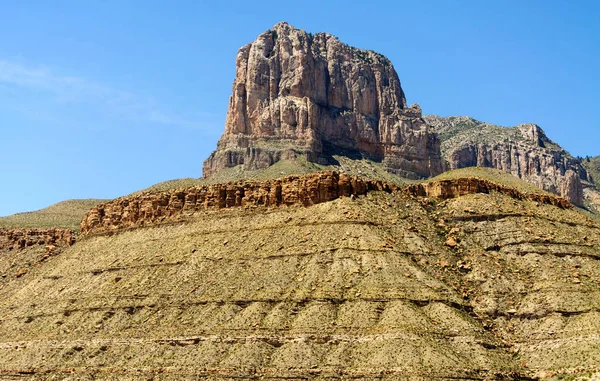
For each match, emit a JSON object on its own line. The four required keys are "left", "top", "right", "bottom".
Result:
{"left": 203, "top": 22, "right": 444, "bottom": 180}
{"left": 424, "top": 115, "right": 589, "bottom": 206}
{"left": 81, "top": 171, "right": 398, "bottom": 236}
{"left": 81, "top": 171, "right": 572, "bottom": 237}
{"left": 406, "top": 177, "right": 572, "bottom": 209}
{"left": 0, "top": 228, "right": 75, "bottom": 251}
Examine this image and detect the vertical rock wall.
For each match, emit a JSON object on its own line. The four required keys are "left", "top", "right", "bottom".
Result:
{"left": 203, "top": 22, "right": 444, "bottom": 179}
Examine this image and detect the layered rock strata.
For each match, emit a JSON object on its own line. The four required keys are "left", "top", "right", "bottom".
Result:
{"left": 81, "top": 171, "right": 572, "bottom": 237}
{"left": 203, "top": 22, "right": 443, "bottom": 179}
{"left": 424, "top": 115, "right": 589, "bottom": 206}
{"left": 2, "top": 174, "right": 599, "bottom": 378}
{"left": 81, "top": 171, "right": 397, "bottom": 236}
{"left": 0, "top": 187, "right": 529, "bottom": 379}
{"left": 406, "top": 178, "right": 573, "bottom": 209}
{"left": 0, "top": 228, "right": 75, "bottom": 251}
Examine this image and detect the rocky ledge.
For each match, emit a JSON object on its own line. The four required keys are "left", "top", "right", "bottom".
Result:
{"left": 0, "top": 228, "right": 75, "bottom": 252}
{"left": 203, "top": 22, "right": 443, "bottom": 179}
{"left": 406, "top": 177, "right": 573, "bottom": 209}
{"left": 81, "top": 171, "right": 573, "bottom": 237}
{"left": 424, "top": 115, "right": 589, "bottom": 206}
{"left": 80, "top": 171, "right": 397, "bottom": 236}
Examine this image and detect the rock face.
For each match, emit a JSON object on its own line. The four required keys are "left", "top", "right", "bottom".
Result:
{"left": 81, "top": 171, "right": 572, "bottom": 237}
{"left": 0, "top": 228, "right": 75, "bottom": 251}
{"left": 203, "top": 22, "right": 444, "bottom": 179}
{"left": 406, "top": 177, "right": 572, "bottom": 209}
{"left": 81, "top": 171, "right": 398, "bottom": 236}
{"left": 424, "top": 115, "right": 589, "bottom": 206}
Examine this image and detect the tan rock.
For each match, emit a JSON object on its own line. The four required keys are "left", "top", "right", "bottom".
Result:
{"left": 80, "top": 171, "right": 398, "bottom": 236}
{"left": 444, "top": 236, "right": 459, "bottom": 248}
{"left": 424, "top": 115, "right": 589, "bottom": 206}
{"left": 203, "top": 22, "right": 444, "bottom": 179}
{"left": 0, "top": 228, "right": 75, "bottom": 252}
{"left": 405, "top": 177, "right": 572, "bottom": 209}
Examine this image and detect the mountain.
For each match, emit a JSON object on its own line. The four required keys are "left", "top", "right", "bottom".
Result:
{"left": 582, "top": 155, "right": 600, "bottom": 189}
{"left": 203, "top": 22, "right": 444, "bottom": 180}
{"left": 423, "top": 115, "right": 591, "bottom": 206}
{"left": 1, "top": 169, "right": 599, "bottom": 379}
{"left": 1, "top": 22, "right": 600, "bottom": 380}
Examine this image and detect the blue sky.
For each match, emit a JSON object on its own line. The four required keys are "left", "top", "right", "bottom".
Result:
{"left": 1, "top": 0, "right": 599, "bottom": 216}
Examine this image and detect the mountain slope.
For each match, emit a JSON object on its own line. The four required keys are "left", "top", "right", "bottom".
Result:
{"left": 0, "top": 199, "right": 104, "bottom": 231}
{"left": 0, "top": 170, "right": 598, "bottom": 379}
{"left": 582, "top": 155, "right": 600, "bottom": 189}
{"left": 424, "top": 115, "right": 590, "bottom": 206}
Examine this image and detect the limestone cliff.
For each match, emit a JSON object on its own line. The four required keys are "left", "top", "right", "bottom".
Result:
{"left": 203, "top": 22, "right": 443, "bottom": 180}
{"left": 424, "top": 115, "right": 589, "bottom": 206}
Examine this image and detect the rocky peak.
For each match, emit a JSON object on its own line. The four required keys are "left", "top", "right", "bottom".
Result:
{"left": 516, "top": 123, "right": 545, "bottom": 147}
{"left": 203, "top": 22, "right": 443, "bottom": 179}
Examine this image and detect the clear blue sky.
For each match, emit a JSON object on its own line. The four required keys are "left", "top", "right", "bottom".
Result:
{"left": 1, "top": 0, "right": 599, "bottom": 216}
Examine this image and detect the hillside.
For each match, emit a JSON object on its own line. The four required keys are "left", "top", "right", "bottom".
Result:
{"left": 582, "top": 155, "right": 600, "bottom": 189}
{"left": 1, "top": 21, "right": 599, "bottom": 380}
{"left": 0, "top": 199, "right": 104, "bottom": 231}
{"left": 424, "top": 115, "right": 590, "bottom": 206}
{"left": 137, "top": 156, "right": 411, "bottom": 196}
{"left": 0, "top": 170, "right": 598, "bottom": 379}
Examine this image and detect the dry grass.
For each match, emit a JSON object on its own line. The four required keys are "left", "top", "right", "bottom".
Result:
{"left": 0, "top": 178, "right": 599, "bottom": 378}
{"left": 135, "top": 156, "right": 409, "bottom": 196}
{"left": 0, "top": 199, "right": 104, "bottom": 231}
{"left": 0, "top": 191, "right": 521, "bottom": 378}
{"left": 428, "top": 166, "right": 553, "bottom": 195}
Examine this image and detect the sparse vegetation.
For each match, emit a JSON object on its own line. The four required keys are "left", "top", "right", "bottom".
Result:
{"left": 136, "top": 156, "right": 410, "bottom": 195}
{"left": 582, "top": 155, "right": 600, "bottom": 188}
{"left": 426, "top": 115, "right": 575, "bottom": 159}
{"left": 0, "top": 199, "right": 104, "bottom": 231}
{"left": 429, "top": 167, "right": 552, "bottom": 195}
{"left": 1, "top": 169, "right": 599, "bottom": 378}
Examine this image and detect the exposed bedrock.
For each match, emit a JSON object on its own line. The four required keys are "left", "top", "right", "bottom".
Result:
{"left": 203, "top": 22, "right": 444, "bottom": 179}
{"left": 81, "top": 171, "right": 572, "bottom": 237}
{"left": 0, "top": 228, "right": 75, "bottom": 251}
{"left": 425, "top": 116, "right": 588, "bottom": 206}
{"left": 80, "top": 171, "right": 397, "bottom": 236}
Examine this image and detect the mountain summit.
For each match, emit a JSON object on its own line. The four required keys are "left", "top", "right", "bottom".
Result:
{"left": 203, "top": 22, "right": 444, "bottom": 179}
{"left": 1, "top": 22, "right": 600, "bottom": 380}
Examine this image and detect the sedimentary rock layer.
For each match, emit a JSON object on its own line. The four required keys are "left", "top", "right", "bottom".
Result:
{"left": 0, "top": 228, "right": 75, "bottom": 251}
{"left": 81, "top": 171, "right": 572, "bottom": 237}
{"left": 406, "top": 178, "right": 573, "bottom": 209}
{"left": 203, "top": 22, "right": 443, "bottom": 179}
{"left": 80, "top": 171, "right": 397, "bottom": 236}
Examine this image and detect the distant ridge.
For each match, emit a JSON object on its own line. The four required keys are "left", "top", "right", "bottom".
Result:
{"left": 424, "top": 115, "right": 591, "bottom": 206}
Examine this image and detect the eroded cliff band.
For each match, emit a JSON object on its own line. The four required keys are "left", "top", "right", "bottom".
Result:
{"left": 80, "top": 171, "right": 572, "bottom": 237}
{"left": 0, "top": 228, "right": 75, "bottom": 252}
